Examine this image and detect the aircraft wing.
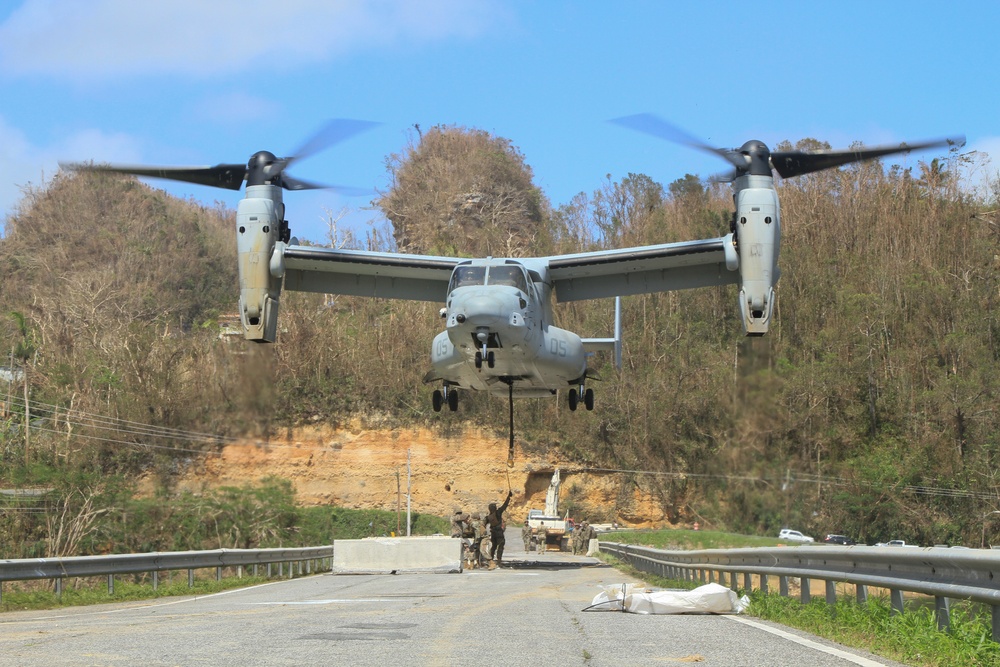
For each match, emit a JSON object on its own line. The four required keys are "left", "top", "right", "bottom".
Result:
{"left": 279, "top": 244, "right": 461, "bottom": 302}
{"left": 544, "top": 236, "right": 739, "bottom": 302}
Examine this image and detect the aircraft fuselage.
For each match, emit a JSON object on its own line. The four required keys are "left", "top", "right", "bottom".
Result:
{"left": 429, "top": 259, "right": 586, "bottom": 398}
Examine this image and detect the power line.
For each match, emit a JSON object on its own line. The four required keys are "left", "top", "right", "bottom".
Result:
{"left": 2, "top": 396, "right": 228, "bottom": 458}
{"left": 6, "top": 395, "right": 237, "bottom": 446}
{"left": 4, "top": 396, "right": 331, "bottom": 454}
{"left": 26, "top": 423, "right": 221, "bottom": 456}
{"left": 4, "top": 400, "right": 996, "bottom": 502}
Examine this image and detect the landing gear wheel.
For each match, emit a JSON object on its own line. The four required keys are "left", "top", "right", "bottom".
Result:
{"left": 432, "top": 390, "right": 443, "bottom": 413}
{"left": 487, "top": 351, "right": 495, "bottom": 368}
{"left": 568, "top": 388, "right": 578, "bottom": 412}
{"left": 475, "top": 352, "right": 483, "bottom": 369}
{"left": 448, "top": 388, "right": 459, "bottom": 411}
{"left": 584, "top": 388, "right": 595, "bottom": 411}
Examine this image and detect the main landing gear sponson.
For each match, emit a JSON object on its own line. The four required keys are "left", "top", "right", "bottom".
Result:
{"left": 568, "top": 386, "right": 594, "bottom": 412}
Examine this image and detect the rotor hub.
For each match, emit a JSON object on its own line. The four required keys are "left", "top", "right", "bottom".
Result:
{"left": 247, "top": 150, "right": 282, "bottom": 187}
{"left": 739, "top": 140, "right": 772, "bottom": 177}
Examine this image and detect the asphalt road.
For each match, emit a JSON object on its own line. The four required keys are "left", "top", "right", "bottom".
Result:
{"left": 0, "top": 530, "right": 907, "bottom": 667}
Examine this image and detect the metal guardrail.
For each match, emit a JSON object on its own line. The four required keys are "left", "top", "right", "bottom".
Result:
{"left": 0, "top": 546, "right": 334, "bottom": 600}
{"left": 601, "top": 542, "right": 1000, "bottom": 640}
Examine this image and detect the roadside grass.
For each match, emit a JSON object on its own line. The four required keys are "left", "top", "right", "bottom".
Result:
{"left": 750, "top": 593, "right": 1000, "bottom": 667}
{"left": 602, "top": 527, "right": 784, "bottom": 550}
{"left": 598, "top": 533, "right": 1000, "bottom": 667}
{"left": 0, "top": 573, "right": 276, "bottom": 613}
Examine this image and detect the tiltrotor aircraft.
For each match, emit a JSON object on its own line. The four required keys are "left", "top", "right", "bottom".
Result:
{"left": 64, "top": 117, "right": 961, "bottom": 420}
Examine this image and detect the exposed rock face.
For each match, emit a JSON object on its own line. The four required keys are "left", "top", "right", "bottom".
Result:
{"left": 166, "top": 422, "right": 670, "bottom": 527}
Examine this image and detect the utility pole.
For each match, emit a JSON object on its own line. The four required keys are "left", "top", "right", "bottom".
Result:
{"left": 396, "top": 468, "right": 401, "bottom": 536}
{"left": 406, "top": 448, "right": 412, "bottom": 536}
{"left": 4, "top": 347, "right": 11, "bottom": 419}
{"left": 783, "top": 468, "right": 791, "bottom": 526}
{"left": 22, "top": 360, "right": 29, "bottom": 465}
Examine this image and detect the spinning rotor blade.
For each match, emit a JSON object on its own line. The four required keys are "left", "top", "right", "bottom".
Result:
{"left": 61, "top": 118, "right": 380, "bottom": 193}
{"left": 612, "top": 113, "right": 964, "bottom": 182}
{"left": 59, "top": 162, "right": 247, "bottom": 190}
{"left": 267, "top": 119, "right": 382, "bottom": 182}
{"left": 287, "top": 119, "right": 382, "bottom": 166}
{"left": 610, "top": 113, "right": 747, "bottom": 172}
{"left": 278, "top": 174, "right": 330, "bottom": 191}
{"left": 770, "top": 137, "right": 964, "bottom": 179}
{"left": 280, "top": 174, "right": 374, "bottom": 196}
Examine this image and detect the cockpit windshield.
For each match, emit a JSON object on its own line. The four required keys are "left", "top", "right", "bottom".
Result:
{"left": 448, "top": 264, "right": 530, "bottom": 295}
{"left": 487, "top": 265, "right": 529, "bottom": 293}
{"left": 449, "top": 266, "right": 486, "bottom": 291}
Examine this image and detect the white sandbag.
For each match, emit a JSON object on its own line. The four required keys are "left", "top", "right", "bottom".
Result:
{"left": 589, "top": 582, "right": 749, "bottom": 614}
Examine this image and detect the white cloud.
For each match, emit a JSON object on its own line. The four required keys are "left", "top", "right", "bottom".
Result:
{"left": 0, "top": 116, "right": 144, "bottom": 228}
{"left": 0, "top": 0, "right": 506, "bottom": 80}
{"left": 0, "top": 118, "right": 39, "bottom": 222}
{"left": 57, "top": 129, "right": 144, "bottom": 166}
{"left": 192, "top": 92, "right": 283, "bottom": 125}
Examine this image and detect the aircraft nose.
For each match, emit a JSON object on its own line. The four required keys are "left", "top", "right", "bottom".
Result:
{"left": 456, "top": 294, "right": 508, "bottom": 327}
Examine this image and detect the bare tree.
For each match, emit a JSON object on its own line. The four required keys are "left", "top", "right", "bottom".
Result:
{"left": 46, "top": 485, "right": 112, "bottom": 557}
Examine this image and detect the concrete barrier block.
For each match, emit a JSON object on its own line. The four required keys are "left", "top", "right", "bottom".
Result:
{"left": 332, "top": 536, "right": 463, "bottom": 574}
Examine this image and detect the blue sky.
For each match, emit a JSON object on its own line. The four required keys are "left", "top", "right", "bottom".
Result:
{"left": 1, "top": 0, "right": 997, "bottom": 244}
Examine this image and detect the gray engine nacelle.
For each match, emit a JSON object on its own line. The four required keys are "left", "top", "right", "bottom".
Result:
{"left": 236, "top": 186, "right": 284, "bottom": 343}
{"left": 734, "top": 176, "right": 781, "bottom": 336}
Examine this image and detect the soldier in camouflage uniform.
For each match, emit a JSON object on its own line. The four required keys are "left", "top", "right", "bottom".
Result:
{"left": 575, "top": 521, "right": 589, "bottom": 555}
{"left": 581, "top": 521, "right": 597, "bottom": 555}
{"left": 469, "top": 513, "right": 485, "bottom": 568}
{"left": 450, "top": 509, "right": 470, "bottom": 538}
{"left": 486, "top": 491, "right": 513, "bottom": 569}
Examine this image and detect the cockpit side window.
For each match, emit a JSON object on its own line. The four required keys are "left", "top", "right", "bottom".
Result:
{"left": 448, "top": 266, "right": 486, "bottom": 292}
{"left": 486, "top": 265, "right": 529, "bottom": 294}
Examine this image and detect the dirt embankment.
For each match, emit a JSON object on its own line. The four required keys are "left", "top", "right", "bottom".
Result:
{"left": 163, "top": 421, "right": 670, "bottom": 527}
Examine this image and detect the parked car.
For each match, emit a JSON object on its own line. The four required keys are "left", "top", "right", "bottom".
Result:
{"left": 778, "top": 528, "right": 814, "bottom": 543}
{"left": 823, "top": 534, "right": 856, "bottom": 545}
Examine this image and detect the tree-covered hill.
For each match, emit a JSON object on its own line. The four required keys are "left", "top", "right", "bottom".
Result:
{"left": 1, "top": 127, "right": 997, "bottom": 554}
{"left": 0, "top": 170, "right": 256, "bottom": 439}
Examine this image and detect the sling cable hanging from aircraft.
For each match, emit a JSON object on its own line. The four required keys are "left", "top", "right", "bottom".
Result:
{"left": 63, "top": 116, "right": 963, "bottom": 463}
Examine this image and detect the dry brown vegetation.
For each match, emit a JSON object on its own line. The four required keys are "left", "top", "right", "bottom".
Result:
{"left": 378, "top": 125, "right": 551, "bottom": 257}
{"left": 2, "top": 127, "right": 998, "bottom": 555}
